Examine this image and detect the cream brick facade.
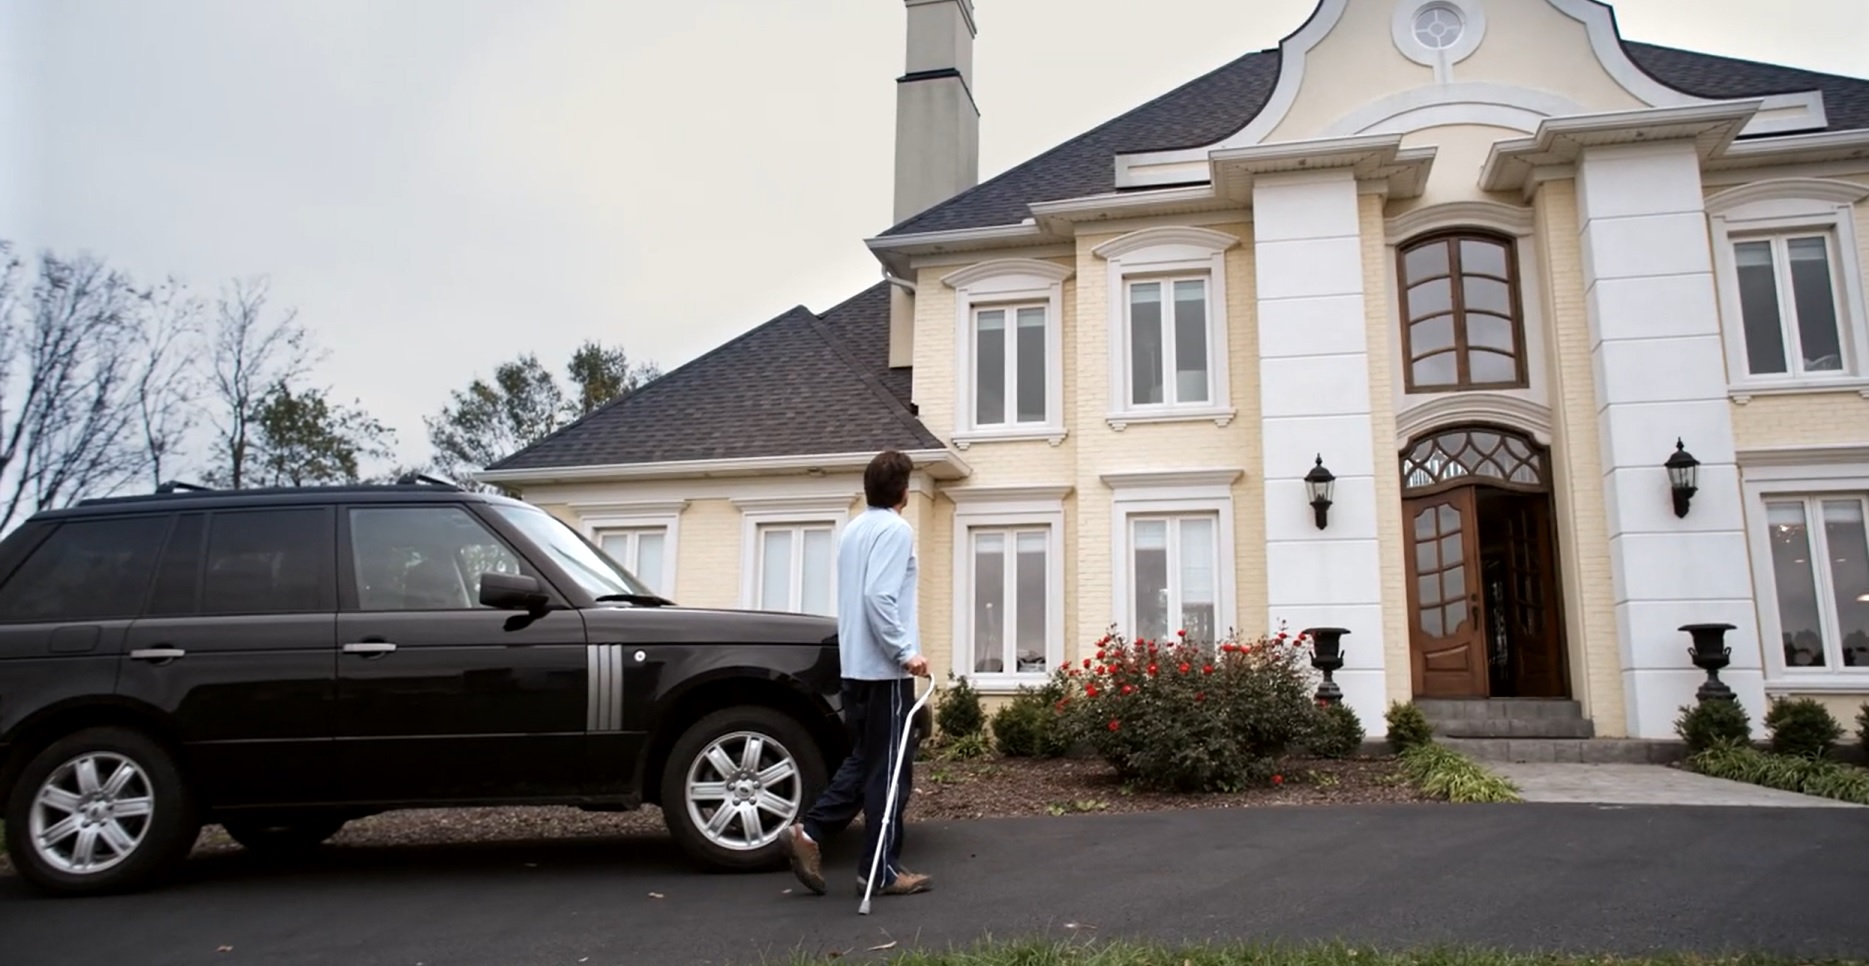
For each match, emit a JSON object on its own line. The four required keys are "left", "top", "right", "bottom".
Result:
{"left": 490, "top": 0, "right": 1869, "bottom": 740}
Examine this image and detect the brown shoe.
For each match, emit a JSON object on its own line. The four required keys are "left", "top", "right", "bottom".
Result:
{"left": 780, "top": 824, "right": 825, "bottom": 895}
{"left": 857, "top": 869, "right": 932, "bottom": 896}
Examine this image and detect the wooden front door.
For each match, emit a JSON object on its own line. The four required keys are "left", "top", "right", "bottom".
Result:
{"left": 1406, "top": 488, "right": 1488, "bottom": 697}
{"left": 1500, "top": 494, "right": 1566, "bottom": 698}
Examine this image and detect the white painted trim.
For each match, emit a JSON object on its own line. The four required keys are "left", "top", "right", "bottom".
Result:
{"left": 1325, "top": 83, "right": 1585, "bottom": 140}
{"left": 1712, "top": 130, "right": 1869, "bottom": 171}
{"left": 942, "top": 258, "right": 1073, "bottom": 448}
{"left": 907, "top": 244, "right": 1078, "bottom": 270}
{"left": 950, "top": 492, "right": 1068, "bottom": 692}
{"left": 1106, "top": 477, "right": 1241, "bottom": 642}
{"left": 1738, "top": 445, "right": 1869, "bottom": 472}
{"left": 1393, "top": 394, "right": 1555, "bottom": 450}
{"left": 1390, "top": 0, "right": 1486, "bottom": 80}
{"left": 1478, "top": 101, "right": 1764, "bottom": 195}
{"left": 1111, "top": 0, "right": 1349, "bottom": 187}
{"left": 1702, "top": 162, "right": 1869, "bottom": 189}
{"left": 570, "top": 499, "right": 687, "bottom": 599}
{"left": 736, "top": 495, "right": 856, "bottom": 615}
{"left": 1705, "top": 181, "right": 1869, "bottom": 393}
{"left": 473, "top": 448, "right": 971, "bottom": 485}
{"left": 1385, "top": 200, "right": 1536, "bottom": 240}
{"left": 1094, "top": 227, "right": 1240, "bottom": 427}
{"left": 1740, "top": 469, "right": 1869, "bottom": 685}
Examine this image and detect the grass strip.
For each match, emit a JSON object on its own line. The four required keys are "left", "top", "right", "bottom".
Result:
{"left": 1687, "top": 743, "right": 1869, "bottom": 805}
{"left": 769, "top": 938, "right": 1863, "bottom": 965}
{"left": 1397, "top": 743, "right": 1521, "bottom": 803}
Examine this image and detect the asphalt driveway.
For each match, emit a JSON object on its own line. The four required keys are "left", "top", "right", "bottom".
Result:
{"left": 2, "top": 803, "right": 1866, "bottom": 966}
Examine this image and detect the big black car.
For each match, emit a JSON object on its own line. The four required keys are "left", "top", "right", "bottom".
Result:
{"left": 0, "top": 479, "right": 923, "bottom": 897}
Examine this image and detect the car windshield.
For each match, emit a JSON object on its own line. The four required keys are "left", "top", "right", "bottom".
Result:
{"left": 491, "top": 503, "right": 655, "bottom": 601}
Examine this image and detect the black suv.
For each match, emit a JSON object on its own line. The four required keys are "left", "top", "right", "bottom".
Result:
{"left": 0, "top": 479, "right": 923, "bottom": 897}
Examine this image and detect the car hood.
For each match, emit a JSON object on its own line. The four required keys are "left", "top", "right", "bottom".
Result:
{"left": 581, "top": 604, "right": 839, "bottom": 646}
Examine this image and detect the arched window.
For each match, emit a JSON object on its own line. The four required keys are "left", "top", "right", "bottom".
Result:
{"left": 1396, "top": 232, "right": 1527, "bottom": 392}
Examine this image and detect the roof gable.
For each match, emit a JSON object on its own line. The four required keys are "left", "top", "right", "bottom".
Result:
{"left": 486, "top": 282, "right": 941, "bottom": 472}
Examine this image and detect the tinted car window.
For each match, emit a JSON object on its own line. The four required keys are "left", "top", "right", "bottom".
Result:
{"left": 348, "top": 506, "right": 524, "bottom": 611}
{"left": 0, "top": 515, "right": 171, "bottom": 622}
{"left": 146, "top": 513, "right": 206, "bottom": 616}
{"left": 201, "top": 508, "right": 335, "bottom": 615}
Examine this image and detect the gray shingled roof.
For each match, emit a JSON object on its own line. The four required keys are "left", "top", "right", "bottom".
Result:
{"left": 486, "top": 282, "right": 942, "bottom": 472}
{"left": 494, "top": 37, "right": 1869, "bottom": 473}
{"left": 880, "top": 41, "right": 1869, "bottom": 238}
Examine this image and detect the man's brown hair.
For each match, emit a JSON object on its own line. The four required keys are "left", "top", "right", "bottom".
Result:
{"left": 863, "top": 450, "right": 914, "bottom": 509}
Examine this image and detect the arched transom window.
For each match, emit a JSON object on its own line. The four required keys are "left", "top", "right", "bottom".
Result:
{"left": 1397, "top": 232, "right": 1527, "bottom": 392}
{"left": 1401, "top": 427, "right": 1547, "bottom": 494}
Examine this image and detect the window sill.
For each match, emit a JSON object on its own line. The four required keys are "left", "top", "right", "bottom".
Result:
{"left": 1728, "top": 378, "right": 1869, "bottom": 404}
{"left": 1106, "top": 406, "right": 1237, "bottom": 431}
{"left": 952, "top": 426, "right": 1068, "bottom": 449}
{"left": 1763, "top": 674, "right": 1869, "bottom": 694}
{"left": 959, "top": 673, "right": 1055, "bottom": 695}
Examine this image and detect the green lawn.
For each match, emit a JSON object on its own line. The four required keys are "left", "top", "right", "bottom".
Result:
{"left": 770, "top": 941, "right": 1865, "bottom": 966}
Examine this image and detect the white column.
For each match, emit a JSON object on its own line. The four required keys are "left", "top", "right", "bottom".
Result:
{"left": 1575, "top": 141, "right": 1766, "bottom": 739}
{"left": 1253, "top": 170, "right": 1389, "bottom": 733}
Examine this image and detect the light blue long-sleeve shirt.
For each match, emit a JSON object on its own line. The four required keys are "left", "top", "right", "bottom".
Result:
{"left": 835, "top": 506, "right": 920, "bottom": 680}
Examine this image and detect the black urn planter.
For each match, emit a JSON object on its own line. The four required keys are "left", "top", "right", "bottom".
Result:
{"left": 1303, "top": 626, "right": 1350, "bottom": 705}
{"left": 1681, "top": 622, "right": 1737, "bottom": 704}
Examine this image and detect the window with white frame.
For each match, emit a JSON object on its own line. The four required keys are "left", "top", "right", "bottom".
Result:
{"left": 940, "top": 259, "right": 1071, "bottom": 447}
{"left": 1128, "top": 513, "right": 1220, "bottom": 644}
{"left": 1731, "top": 232, "right": 1848, "bottom": 379}
{"left": 948, "top": 487, "right": 1068, "bottom": 689}
{"left": 754, "top": 522, "right": 836, "bottom": 616}
{"left": 1104, "top": 469, "right": 1240, "bottom": 646}
{"left": 1092, "top": 227, "right": 1238, "bottom": 429}
{"left": 1706, "top": 180, "right": 1869, "bottom": 393}
{"left": 595, "top": 527, "right": 668, "bottom": 597}
{"left": 1759, "top": 494, "right": 1869, "bottom": 671}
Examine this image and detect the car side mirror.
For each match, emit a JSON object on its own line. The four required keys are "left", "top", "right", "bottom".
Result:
{"left": 479, "top": 572, "right": 549, "bottom": 612}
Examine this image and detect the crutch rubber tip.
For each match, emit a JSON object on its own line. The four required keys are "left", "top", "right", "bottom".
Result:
{"left": 858, "top": 900, "right": 871, "bottom": 915}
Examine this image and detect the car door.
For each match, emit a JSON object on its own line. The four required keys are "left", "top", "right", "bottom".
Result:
{"left": 332, "top": 502, "right": 590, "bottom": 805}
{"left": 118, "top": 506, "right": 340, "bottom": 808}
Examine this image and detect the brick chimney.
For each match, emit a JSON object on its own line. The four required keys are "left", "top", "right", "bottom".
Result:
{"left": 888, "top": 0, "right": 979, "bottom": 370}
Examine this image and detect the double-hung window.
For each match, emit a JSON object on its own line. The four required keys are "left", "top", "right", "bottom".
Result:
{"left": 941, "top": 260, "right": 1072, "bottom": 447}
{"left": 596, "top": 528, "right": 668, "bottom": 597}
{"left": 1759, "top": 494, "right": 1869, "bottom": 671}
{"left": 755, "top": 523, "right": 835, "bottom": 616}
{"left": 1731, "top": 233, "right": 1848, "bottom": 379}
{"left": 1093, "top": 226, "right": 1238, "bottom": 429}
{"left": 948, "top": 487, "right": 1067, "bottom": 690}
{"left": 1125, "top": 277, "right": 1212, "bottom": 408}
{"left": 973, "top": 303, "right": 1048, "bottom": 429}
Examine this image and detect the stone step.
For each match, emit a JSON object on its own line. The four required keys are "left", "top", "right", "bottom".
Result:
{"left": 1415, "top": 698, "right": 1585, "bottom": 720}
{"left": 1432, "top": 716, "right": 1596, "bottom": 739}
{"left": 1440, "top": 737, "right": 1689, "bottom": 765}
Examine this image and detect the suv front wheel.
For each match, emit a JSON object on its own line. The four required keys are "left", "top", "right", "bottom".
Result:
{"left": 659, "top": 705, "right": 826, "bottom": 872}
{"left": 4, "top": 726, "right": 199, "bottom": 897}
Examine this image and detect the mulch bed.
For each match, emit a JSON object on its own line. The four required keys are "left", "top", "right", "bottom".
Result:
{"left": 0, "top": 753, "right": 1428, "bottom": 876}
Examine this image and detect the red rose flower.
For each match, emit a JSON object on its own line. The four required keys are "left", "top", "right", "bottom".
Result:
{"left": 1272, "top": 774, "right": 1284, "bottom": 785}
{"left": 1176, "top": 628, "right": 1186, "bottom": 638}
{"left": 1147, "top": 664, "right": 1159, "bottom": 676}
{"left": 1202, "top": 664, "right": 1214, "bottom": 675}
{"left": 1108, "top": 719, "right": 1121, "bottom": 732}
{"left": 1121, "top": 683, "right": 1135, "bottom": 695}
{"left": 1178, "top": 662, "right": 1191, "bottom": 674}
{"left": 1083, "top": 657, "right": 1092, "bottom": 669}
{"left": 1195, "top": 692, "right": 1205, "bottom": 702}
{"left": 1085, "top": 684, "right": 1099, "bottom": 698}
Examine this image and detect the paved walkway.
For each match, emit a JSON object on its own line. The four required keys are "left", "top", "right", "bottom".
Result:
{"left": 1492, "top": 762, "right": 1865, "bottom": 807}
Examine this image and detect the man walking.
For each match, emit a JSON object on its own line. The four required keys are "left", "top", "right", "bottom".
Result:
{"left": 780, "top": 449, "right": 932, "bottom": 898}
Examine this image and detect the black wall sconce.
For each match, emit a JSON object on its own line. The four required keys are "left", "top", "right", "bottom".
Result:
{"left": 1666, "top": 438, "right": 1700, "bottom": 518}
{"left": 1305, "top": 455, "right": 1335, "bottom": 530}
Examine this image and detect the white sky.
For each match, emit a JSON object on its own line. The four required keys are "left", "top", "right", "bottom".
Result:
{"left": 2, "top": 0, "right": 1865, "bottom": 473}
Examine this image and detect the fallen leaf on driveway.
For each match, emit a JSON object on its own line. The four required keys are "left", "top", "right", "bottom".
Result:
{"left": 869, "top": 941, "right": 898, "bottom": 951}
{"left": 648, "top": 892, "right": 665, "bottom": 899}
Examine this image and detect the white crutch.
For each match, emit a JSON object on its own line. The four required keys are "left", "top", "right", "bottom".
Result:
{"left": 858, "top": 674, "right": 935, "bottom": 915}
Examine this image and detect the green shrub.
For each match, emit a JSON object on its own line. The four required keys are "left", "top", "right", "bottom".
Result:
{"left": 1397, "top": 743, "right": 1521, "bottom": 803}
{"left": 1763, "top": 696, "right": 1844, "bottom": 759}
{"left": 935, "top": 673, "right": 986, "bottom": 740}
{"left": 1304, "top": 701, "right": 1366, "bottom": 759}
{"left": 1673, "top": 698, "right": 1752, "bottom": 754}
{"left": 1052, "top": 626, "right": 1319, "bottom": 793}
{"left": 991, "top": 680, "right": 1073, "bottom": 758}
{"left": 1384, "top": 701, "right": 1434, "bottom": 753}
{"left": 1856, "top": 701, "right": 1868, "bottom": 758}
{"left": 1688, "top": 743, "right": 1869, "bottom": 805}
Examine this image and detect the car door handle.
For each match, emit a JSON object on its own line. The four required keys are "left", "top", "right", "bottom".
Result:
{"left": 342, "top": 641, "right": 398, "bottom": 656}
{"left": 129, "top": 647, "right": 186, "bottom": 662}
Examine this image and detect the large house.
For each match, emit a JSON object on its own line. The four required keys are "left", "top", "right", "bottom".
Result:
{"left": 478, "top": 0, "right": 1869, "bottom": 744}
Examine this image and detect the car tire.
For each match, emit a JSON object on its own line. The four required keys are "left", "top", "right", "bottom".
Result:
{"left": 220, "top": 815, "right": 347, "bottom": 857}
{"left": 659, "top": 705, "right": 827, "bottom": 873}
{"left": 3, "top": 726, "right": 199, "bottom": 898}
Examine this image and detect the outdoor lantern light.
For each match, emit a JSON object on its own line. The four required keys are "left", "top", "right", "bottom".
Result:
{"left": 1305, "top": 455, "right": 1336, "bottom": 530}
{"left": 1666, "top": 438, "right": 1700, "bottom": 518}
{"left": 1303, "top": 626, "right": 1349, "bottom": 705}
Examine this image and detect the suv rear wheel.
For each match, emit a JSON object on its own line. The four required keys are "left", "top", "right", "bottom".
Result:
{"left": 659, "top": 705, "right": 826, "bottom": 872}
{"left": 3, "top": 726, "right": 199, "bottom": 897}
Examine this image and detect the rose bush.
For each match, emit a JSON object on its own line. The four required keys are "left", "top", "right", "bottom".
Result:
{"left": 1050, "top": 625, "right": 1320, "bottom": 793}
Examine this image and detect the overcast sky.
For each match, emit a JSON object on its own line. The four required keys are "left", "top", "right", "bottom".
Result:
{"left": 2, "top": 0, "right": 1865, "bottom": 474}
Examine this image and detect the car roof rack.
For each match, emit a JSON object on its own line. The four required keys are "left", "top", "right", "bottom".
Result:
{"left": 394, "top": 473, "right": 461, "bottom": 490}
{"left": 155, "top": 480, "right": 214, "bottom": 494}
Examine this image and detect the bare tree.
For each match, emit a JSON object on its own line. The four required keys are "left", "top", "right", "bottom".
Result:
{"left": 204, "top": 277, "right": 316, "bottom": 489}
{"left": 130, "top": 278, "right": 206, "bottom": 489}
{"left": 0, "top": 243, "right": 149, "bottom": 531}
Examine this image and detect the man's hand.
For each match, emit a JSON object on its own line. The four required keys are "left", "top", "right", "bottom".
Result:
{"left": 903, "top": 655, "right": 929, "bottom": 678}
